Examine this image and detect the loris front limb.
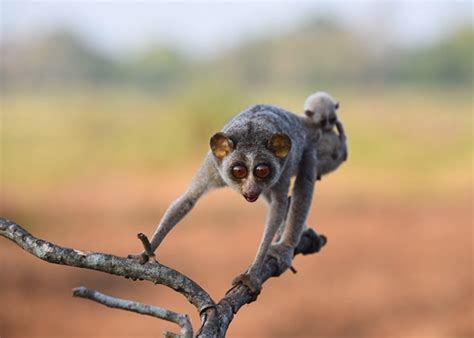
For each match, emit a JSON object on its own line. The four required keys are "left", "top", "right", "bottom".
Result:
{"left": 268, "top": 148, "right": 318, "bottom": 273}
{"left": 130, "top": 156, "right": 224, "bottom": 263}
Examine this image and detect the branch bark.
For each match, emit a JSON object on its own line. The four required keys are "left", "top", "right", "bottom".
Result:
{"left": 0, "top": 218, "right": 214, "bottom": 313}
{"left": 73, "top": 286, "right": 193, "bottom": 338}
{"left": 0, "top": 217, "right": 325, "bottom": 337}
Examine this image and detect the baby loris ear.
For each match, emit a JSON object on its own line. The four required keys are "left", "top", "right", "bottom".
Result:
{"left": 268, "top": 133, "right": 292, "bottom": 159}
{"left": 210, "top": 132, "right": 234, "bottom": 159}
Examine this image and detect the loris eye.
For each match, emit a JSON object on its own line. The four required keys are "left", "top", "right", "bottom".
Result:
{"left": 320, "top": 118, "right": 328, "bottom": 126}
{"left": 329, "top": 117, "right": 337, "bottom": 124}
{"left": 232, "top": 164, "right": 248, "bottom": 179}
{"left": 254, "top": 164, "right": 271, "bottom": 178}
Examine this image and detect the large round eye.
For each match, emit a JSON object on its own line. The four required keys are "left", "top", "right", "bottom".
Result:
{"left": 254, "top": 164, "right": 271, "bottom": 178}
{"left": 329, "top": 117, "right": 337, "bottom": 124}
{"left": 232, "top": 164, "right": 248, "bottom": 179}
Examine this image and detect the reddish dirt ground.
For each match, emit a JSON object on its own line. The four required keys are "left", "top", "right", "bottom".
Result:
{"left": 0, "top": 174, "right": 472, "bottom": 337}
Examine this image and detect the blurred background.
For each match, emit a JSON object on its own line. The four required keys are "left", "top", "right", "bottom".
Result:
{"left": 0, "top": 1, "right": 472, "bottom": 337}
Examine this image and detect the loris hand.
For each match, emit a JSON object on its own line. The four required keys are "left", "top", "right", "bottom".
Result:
{"left": 267, "top": 243, "right": 294, "bottom": 276}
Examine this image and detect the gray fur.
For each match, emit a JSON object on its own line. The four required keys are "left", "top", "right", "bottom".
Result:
{"left": 314, "top": 129, "right": 347, "bottom": 176}
{"left": 144, "top": 104, "right": 320, "bottom": 289}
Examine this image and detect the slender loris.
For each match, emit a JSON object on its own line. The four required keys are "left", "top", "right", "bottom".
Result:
{"left": 304, "top": 91, "right": 348, "bottom": 179}
{"left": 131, "top": 104, "right": 326, "bottom": 293}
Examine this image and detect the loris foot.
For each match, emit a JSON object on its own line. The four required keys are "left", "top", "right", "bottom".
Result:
{"left": 293, "top": 228, "right": 327, "bottom": 256}
{"left": 267, "top": 243, "right": 294, "bottom": 276}
{"left": 231, "top": 272, "right": 262, "bottom": 302}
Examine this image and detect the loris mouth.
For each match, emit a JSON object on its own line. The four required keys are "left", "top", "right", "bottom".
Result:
{"left": 243, "top": 193, "right": 259, "bottom": 203}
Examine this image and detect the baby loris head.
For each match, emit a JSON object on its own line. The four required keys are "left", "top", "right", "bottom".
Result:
{"left": 304, "top": 91, "right": 340, "bottom": 132}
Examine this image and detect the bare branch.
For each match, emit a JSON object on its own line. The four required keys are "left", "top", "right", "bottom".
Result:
{"left": 0, "top": 218, "right": 215, "bottom": 314}
{"left": 1, "top": 217, "right": 325, "bottom": 337}
{"left": 197, "top": 227, "right": 326, "bottom": 337}
{"left": 73, "top": 286, "right": 193, "bottom": 338}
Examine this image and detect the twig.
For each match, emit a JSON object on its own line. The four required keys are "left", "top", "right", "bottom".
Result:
{"left": 137, "top": 233, "right": 155, "bottom": 257}
{"left": 73, "top": 286, "right": 193, "bottom": 338}
{"left": 130, "top": 232, "right": 157, "bottom": 264}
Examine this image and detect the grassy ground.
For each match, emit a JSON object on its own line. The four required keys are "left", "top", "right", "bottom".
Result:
{"left": 2, "top": 87, "right": 471, "bottom": 186}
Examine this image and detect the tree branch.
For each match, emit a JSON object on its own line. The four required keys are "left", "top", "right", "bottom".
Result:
{"left": 73, "top": 286, "right": 193, "bottom": 338}
{"left": 1, "top": 217, "right": 325, "bottom": 337}
{"left": 0, "top": 218, "right": 215, "bottom": 314}
{"left": 197, "top": 227, "right": 326, "bottom": 337}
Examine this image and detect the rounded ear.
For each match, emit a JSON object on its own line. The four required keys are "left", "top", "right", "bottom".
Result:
{"left": 210, "top": 132, "right": 234, "bottom": 159}
{"left": 335, "top": 102, "right": 339, "bottom": 109}
{"left": 268, "top": 133, "right": 292, "bottom": 159}
{"left": 304, "top": 110, "right": 315, "bottom": 117}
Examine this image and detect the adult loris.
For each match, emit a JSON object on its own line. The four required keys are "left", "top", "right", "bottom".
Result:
{"left": 131, "top": 104, "right": 320, "bottom": 295}
{"left": 304, "top": 91, "right": 348, "bottom": 180}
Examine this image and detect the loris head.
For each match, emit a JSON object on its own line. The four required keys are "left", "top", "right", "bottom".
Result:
{"left": 304, "top": 91, "right": 339, "bottom": 132}
{"left": 210, "top": 131, "right": 291, "bottom": 203}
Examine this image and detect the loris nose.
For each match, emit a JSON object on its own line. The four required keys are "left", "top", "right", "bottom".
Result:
{"left": 243, "top": 192, "right": 259, "bottom": 203}
{"left": 242, "top": 181, "right": 261, "bottom": 203}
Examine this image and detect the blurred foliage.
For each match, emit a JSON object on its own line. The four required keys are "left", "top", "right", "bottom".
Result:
{"left": 206, "top": 18, "right": 392, "bottom": 88}
{"left": 394, "top": 27, "right": 474, "bottom": 85}
{"left": 124, "top": 46, "right": 188, "bottom": 92}
{"left": 1, "top": 30, "right": 120, "bottom": 88}
{"left": 1, "top": 18, "right": 472, "bottom": 90}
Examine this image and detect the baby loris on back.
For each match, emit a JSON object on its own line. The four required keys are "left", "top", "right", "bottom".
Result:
{"left": 303, "top": 91, "right": 348, "bottom": 180}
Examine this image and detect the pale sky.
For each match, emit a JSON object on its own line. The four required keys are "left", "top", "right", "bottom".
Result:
{"left": 1, "top": 1, "right": 472, "bottom": 58}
